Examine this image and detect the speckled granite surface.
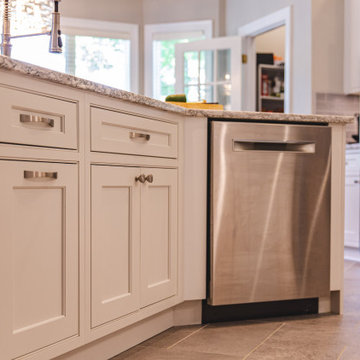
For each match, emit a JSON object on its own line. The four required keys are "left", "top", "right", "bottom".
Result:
{"left": 0, "top": 55, "right": 353, "bottom": 124}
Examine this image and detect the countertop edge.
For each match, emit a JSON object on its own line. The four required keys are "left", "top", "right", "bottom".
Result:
{"left": 0, "top": 55, "right": 354, "bottom": 124}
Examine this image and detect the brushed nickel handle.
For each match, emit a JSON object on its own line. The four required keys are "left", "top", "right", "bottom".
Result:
{"left": 135, "top": 174, "right": 146, "bottom": 183}
{"left": 24, "top": 170, "right": 58, "bottom": 180}
{"left": 20, "top": 114, "right": 55, "bottom": 128}
{"left": 129, "top": 131, "right": 150, "bottom": 141}
{"left": 145, "top": 174, "right": 153, "bottom": 183}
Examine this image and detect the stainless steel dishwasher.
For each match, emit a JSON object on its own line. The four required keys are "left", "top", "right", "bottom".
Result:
{"left": 209, "top": 121, "right": 331, "bottom": 306}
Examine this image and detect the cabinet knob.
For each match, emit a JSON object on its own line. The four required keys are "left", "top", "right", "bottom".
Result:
{"left": 135, "top": 174, "right": 146, "bottom": 183}
{"left": 355, "top": 180, "right": 359, "bottom": 184}
{"left": 145, "top": 174, "right": 154, "bottom": 183}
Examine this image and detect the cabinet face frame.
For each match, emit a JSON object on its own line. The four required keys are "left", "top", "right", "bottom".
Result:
{"left": 0, "top": 160, "right": 79, "bottom": 359}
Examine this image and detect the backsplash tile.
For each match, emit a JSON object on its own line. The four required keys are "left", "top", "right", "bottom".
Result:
{"left": 316, "top": 93, "right": 359, "bottom": 144}
{"left": 316, "top": 93, "right": 359, "bottom": 116}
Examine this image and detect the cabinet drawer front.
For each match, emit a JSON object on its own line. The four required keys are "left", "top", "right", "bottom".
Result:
{"left": 0, "top": 160, "right": 79, "bottom": 358}
{"left": 91, "top": 107, "right": 178, "bottom": 158}
{"left": 0, "top": 86, "right": 78, "bottom": 149}
{"left": 346, "top": 154, "right": 360, "bottom": 175}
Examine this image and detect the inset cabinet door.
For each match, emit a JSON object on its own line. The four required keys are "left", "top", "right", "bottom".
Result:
{"left": 91, "top": 166, "right": 140, "bottom": 328}
{"left": 140, "top": 168, "right": 178, "bottom": 307}
{"left": 0, "top": 160, "right": 78, "bottom": 359}
{"left": 345, "top": 175, "right": 360, "bottom": 248}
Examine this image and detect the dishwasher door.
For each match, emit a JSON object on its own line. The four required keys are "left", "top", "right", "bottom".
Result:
{"left": 209, "top": 121, "right": 331, "bottom": 306}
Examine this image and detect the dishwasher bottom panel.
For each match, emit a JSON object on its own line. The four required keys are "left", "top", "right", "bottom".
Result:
{"left": 209, "top": 121, "right": 331, "bottom": 306}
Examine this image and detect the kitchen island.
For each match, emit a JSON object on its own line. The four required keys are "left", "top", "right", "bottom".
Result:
{"left": 0, "top": 56, "right": 353, "bottom": 360}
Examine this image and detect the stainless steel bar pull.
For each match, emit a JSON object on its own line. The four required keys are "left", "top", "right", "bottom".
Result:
{"left": 20, "top": 114, "right": 55, "bottom": 128}
{"left": 129, "top": 131, "right": 150, "bottom": 141}
{"left": 24, "top": 171, "right": 58, "bottom": 180}
{"left": 233, "top": 140, "right": 315, "bottom": 153}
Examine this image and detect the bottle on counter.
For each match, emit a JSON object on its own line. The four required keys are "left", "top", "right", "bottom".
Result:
{"left": 261, "top": 74, "right": 269, "bottom": 96}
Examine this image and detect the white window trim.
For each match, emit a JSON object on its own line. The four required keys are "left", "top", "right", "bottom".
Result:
{"left": 62, "top": 17, "right": 139, "bottom": 93}
{"left": 144, "top": 20, "right": 213, "bottom": 98}
{"left": 238, "top": 7, "right": 292, "bottom": 113}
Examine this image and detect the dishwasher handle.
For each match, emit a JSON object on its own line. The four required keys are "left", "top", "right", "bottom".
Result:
{"left": 233, "top": 140, "right": 315, "bottom": 153}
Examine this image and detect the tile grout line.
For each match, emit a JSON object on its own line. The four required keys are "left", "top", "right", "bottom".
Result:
{"left": 241, "top": 322, "right": 286, "bottom": 360}
{"left": 337, "top": 345, "right": 347, "bottom": 360}
{"left": 166, "top": 324, "right": 209, "bottom": 350}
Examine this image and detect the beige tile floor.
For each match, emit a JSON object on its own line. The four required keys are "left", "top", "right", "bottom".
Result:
{"left": 112, "top": 260, "right": 360, "bottom": 360}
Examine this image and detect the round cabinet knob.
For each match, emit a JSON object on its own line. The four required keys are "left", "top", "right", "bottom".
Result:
{"left": 135, "top": 174, "right": 146, "bottom": 183}
{"left": 145, "top": 174, "right": 154, "bottom": 183}
{"left": 355, "top": 180, "right": 359, "bottom": 184}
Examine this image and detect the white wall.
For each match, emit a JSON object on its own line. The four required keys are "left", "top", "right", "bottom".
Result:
{"left": 142, "top": 0, "right": 225, "bottom": 36}
{"left": 226, "top": 0, "right": 312, "bottom": 114}
{"left": 312, "top": 0, "right": 344, "bottom": 96}
{"left": 255, "top": 26, "right": 286, "bottom": 59}
{"left": 61, "top": 0, "right": 143, "bottom": 24}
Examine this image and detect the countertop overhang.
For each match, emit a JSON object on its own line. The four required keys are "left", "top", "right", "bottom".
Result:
{"left": 0, "top": 55, "right": 354, "bottom": 125}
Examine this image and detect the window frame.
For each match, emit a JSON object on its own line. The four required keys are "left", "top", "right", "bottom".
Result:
{"left": 61, "top": 17, "right": 139, "bottom": 93}
{"left": 144, "top": 20, "right": 213, "bottom": 98}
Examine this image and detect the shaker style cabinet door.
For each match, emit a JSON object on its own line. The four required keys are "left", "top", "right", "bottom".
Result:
{"left": 140, "top": 168, "right": 178, "bottom": 307}
{"left": 91, "top": 165, "right": 140, "bottom": 328}
{"left": 0, "top": 160, "right": 79, "bottom": 359}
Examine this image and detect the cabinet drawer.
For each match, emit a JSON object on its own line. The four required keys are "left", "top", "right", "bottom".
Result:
{"left": 0, "top": 86, "right": 78, "bottom": 149}
{"left": 91, "top": 107, "right": 178, "bottom": 158}
{"left": 346, "top": 153, "right": 360, "bottom": 176}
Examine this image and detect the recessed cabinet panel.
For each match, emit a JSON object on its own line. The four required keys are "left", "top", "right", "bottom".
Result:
{"left": 0, "top": 86, "right": 78, "bottom": 149}
{"left": 91, "top": 166, "right": 140, "bottom": 328}
{"left": 0, "top": 160, "right": 78, "bottom": 359}
{"left": 141, "top": 168, "right": 178, "bottom": 307}
{"left": 12, "top": 187, "right": 64, "bottom": 332}
{"left": 90, "top": 107, "right": 178, "bottom": 158}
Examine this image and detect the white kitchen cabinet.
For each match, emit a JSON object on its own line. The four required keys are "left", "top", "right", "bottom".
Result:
{"left": 0, "top": 160, "right": 79, "bottom": 359}
{"left": 141, "top": 168, "right": 178, "bottom": 308}
{"left": 91, "top": 165, "right": 178, "bottom": 327}
{"left": 91, "top": 165, "right": 140, "bottom": 328}
{"left": 345, "top": 176, "right": 360, "bottom": 248}
{"left": 0, "top": 85, "right": 78, "bottom": 149}
{"left": 344, "top": 0, "right": 360, "bottom": 94}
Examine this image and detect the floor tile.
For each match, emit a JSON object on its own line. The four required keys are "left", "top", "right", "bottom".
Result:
{"left": 111, "top": 346, "right": 240, "bottom": 360}
{"left": 140, "top": 325, "right": 203, "bottom": 348}
{"left": 111, "top": 261, "right": 360, "bottom": 360}
{"left": 245, "top": 322, "right": 347, "bottom": 360}
{"left": 169, "top": 320, "right": 283, "bottom": 357}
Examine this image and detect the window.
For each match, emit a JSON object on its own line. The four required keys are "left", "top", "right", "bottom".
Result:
{"left": 144, "top": 20, "right": 212, "bottom": 100}
{"left": 3, "top": 9, "right": 138, "bottom": 92}
{"left": 182, "top": 49, "right": 231, "bottom": 107}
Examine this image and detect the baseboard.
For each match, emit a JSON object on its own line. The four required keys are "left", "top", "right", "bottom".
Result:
{"left": 54, "top": 309, "right": 174, "bottom": 360}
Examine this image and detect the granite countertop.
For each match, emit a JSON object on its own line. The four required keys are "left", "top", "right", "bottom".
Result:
{"left": 0, "top": 55, "right": 354, "bottom": 124}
